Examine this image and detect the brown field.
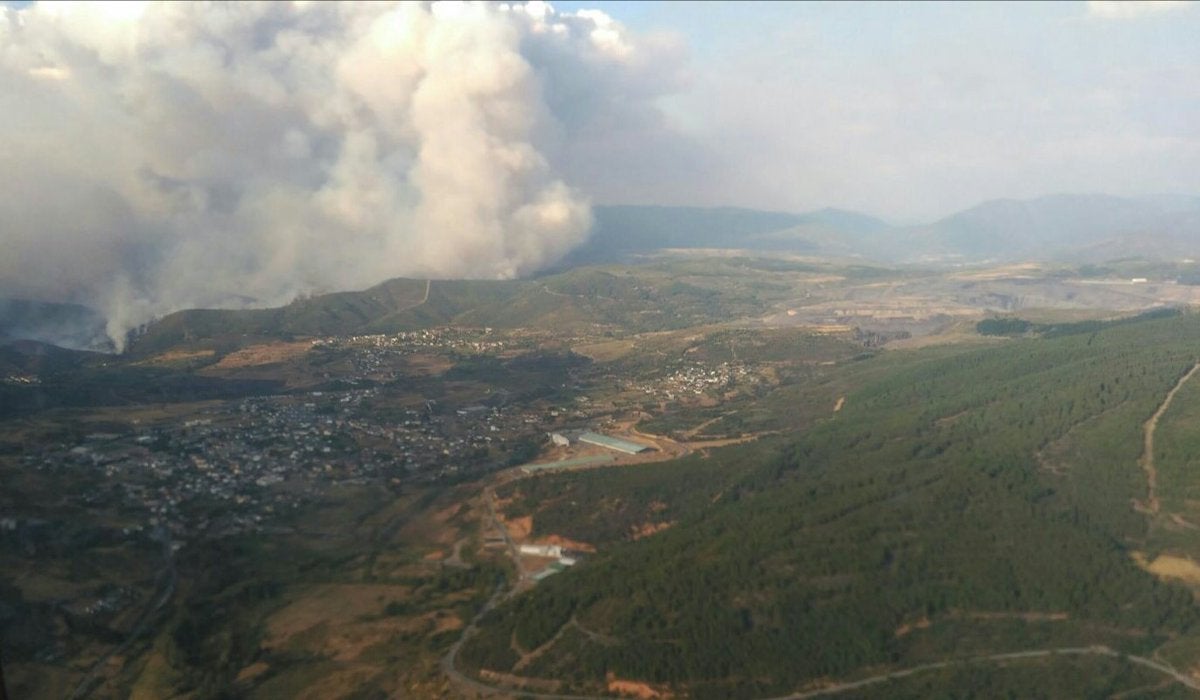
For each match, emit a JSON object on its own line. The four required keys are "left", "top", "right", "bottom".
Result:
{"left": 1134, "top": 552, "right": 1200, "bottom": 586}
{"left": 403, "top": 353, "right": 454, "bottom": 376}
{"left": 504, "top": 515, "right": 534, "bottom": 541}
{"left": 607, "top": 673, "right": 672, "bottom": 699}
{"left": 395, "top": 501, "right": 463, "bottom": 547}
{"left": 573, "top": 339, "right": 637, "bottom": 362}
{"left": 886, "top": 326, "right": 1008, "bottom": 350}
{"left": 631, "top": 522, "right": 674, "bottom": 541}
{"left": 210, "top": 340, "right": 315, "bottom": 369}
{"left": 894, "top": 616, "right": 932, "bottom": 638}
{"left": 947, "top": 263, "right": 1048, "bottom": 280}
{"left": 289, "top": 665, "right": 382, "bottom": 700}
{"left": 132, "top": 349, "right": 216, "bottom": 366}
{"left": 234, "top": 661, "right": 271, "bottom": 684}
{"left": 264, "top": 583, "right": 411, "bottom": 650}
{"left": 128, "top": 645, "right": 184, "bottom": 700}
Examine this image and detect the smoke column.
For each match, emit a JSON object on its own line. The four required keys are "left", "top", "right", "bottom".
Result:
{"left": 0, "top": 1, "right": 675, "bottom": 350}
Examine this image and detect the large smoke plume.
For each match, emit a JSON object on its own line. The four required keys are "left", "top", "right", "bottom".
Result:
{"left": 0, "top": 1, "right": 678, "bottom": 350}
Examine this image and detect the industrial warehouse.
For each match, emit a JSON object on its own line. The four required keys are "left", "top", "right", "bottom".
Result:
{"left": 576, "top": 431, "right": 654, "bottom": 455}
{"left": 518, "top": 431, "right": 655, "bottom": 475}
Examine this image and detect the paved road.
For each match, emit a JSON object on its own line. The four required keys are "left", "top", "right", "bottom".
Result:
{"left": 483, "top": 487, "right": 524, "bottom": 584}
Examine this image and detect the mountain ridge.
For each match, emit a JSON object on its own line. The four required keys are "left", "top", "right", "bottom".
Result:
{"left": 570, "top": 194, "right": 1200, "bottom": 264}
{"left": 6, "top": 193, "right": 1200, "bottom": 352}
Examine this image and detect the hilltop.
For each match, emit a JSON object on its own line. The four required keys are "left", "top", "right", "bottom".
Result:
{"left": 125, "top": 264, "right": 773, "bottom": 355}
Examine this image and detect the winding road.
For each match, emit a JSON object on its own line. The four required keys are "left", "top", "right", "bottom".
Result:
{"left": 441, "top": 637, "right": 1200, "bottom": 699}
{"left": 445, "top": 499, "right": 1200, "bottom": 700}
{"left": 440, "top": 458, "right": 1200, "bottom": 697}
{"left": 769, "top": 646, "right": 1200, "bottom": 699}
{"left": 438, "top": 363, "right": 1200, "bottom": 697}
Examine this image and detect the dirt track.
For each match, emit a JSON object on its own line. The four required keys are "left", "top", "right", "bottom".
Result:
{"left": 440, "top": 641, "right": 1200, "bottom": 699}
{"left": 1137, "top": 362, "right": 1200, "bottom": 514}
{"left": 436, "top": 402, "right": 1200, "bottom": 699}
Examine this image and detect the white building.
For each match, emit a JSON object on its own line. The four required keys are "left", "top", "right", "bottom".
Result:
{"left": 518, "top": 543, "right": 563, "bottom": 558}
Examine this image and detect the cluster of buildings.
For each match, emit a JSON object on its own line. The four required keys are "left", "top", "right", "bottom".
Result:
{"left": 7, "top": 327, "right": 789, "bottom": 594}
{"left": 307, "top": 327, "right": 558, "bottom": 380}
{"left": 21, "top": 385, "right": 558, "bottom": 545}
{"left": 624, "top": 362, "right": 754, "bottom": 403}
{"left": 315, "top": 328, "right": 522, "bottom": 361}
{"left": 1, "top": 372, "right": 38, "bottom": 385}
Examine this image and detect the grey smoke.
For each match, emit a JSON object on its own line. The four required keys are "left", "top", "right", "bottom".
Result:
{"left": 0, "top": 2, "right": 678, "bottom": 350}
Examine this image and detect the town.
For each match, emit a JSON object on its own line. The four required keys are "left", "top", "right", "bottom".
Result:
{"left": 0, "top": 320, "right": 860, "bottom": 698}
{"left": 7, "top": 324, "right": 794, "bottom": 556}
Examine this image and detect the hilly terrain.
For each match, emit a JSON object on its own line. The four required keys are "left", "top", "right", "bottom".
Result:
{"left": 9, "top": 253, "right": 1200, "bottom": 698}
{"left": 457, "top": 311, "right": 1200, "bottom": 698}
{"left": 126, "top": 265, "right": 775, "bottom": 355}
{"left": 907, "top": 193, "right": 1200, "bottom": 263}
{"left": 561, "top": 194, "right": 1200, "bottom": 267}
{"left": 5, "top": 194, "right": 1200, "bottom": 354}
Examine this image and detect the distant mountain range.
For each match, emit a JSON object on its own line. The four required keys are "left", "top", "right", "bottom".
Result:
{"left": 569, "top": 194, "right": 1200, "bottom": 265}
{"left": 904, "top": 194, "right": 1200, "bottom": 263}
{"left": 5, "top": 193, "right": 1200, "bottom": 352}
{"left": 559, "top": 205, "right": 893, "bottom": 264}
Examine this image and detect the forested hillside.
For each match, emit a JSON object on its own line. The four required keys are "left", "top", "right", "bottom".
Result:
{"left": 126, "top": 264, "right": 780, "bottom": 355}
{"left": 460, "top": 313, "right": 1200, "bottom": 698}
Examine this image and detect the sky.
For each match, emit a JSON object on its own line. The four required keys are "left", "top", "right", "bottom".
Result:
{"left": 553, "top": 0, "right": 1200, "bottom": 223}
{"left": 0, "top": 1, "right": 1198, "bottom": 345}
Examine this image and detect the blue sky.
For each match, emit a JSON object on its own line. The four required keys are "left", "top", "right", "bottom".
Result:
{"left": 552, "top": 1, "right": 1200, "bottom": 221}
